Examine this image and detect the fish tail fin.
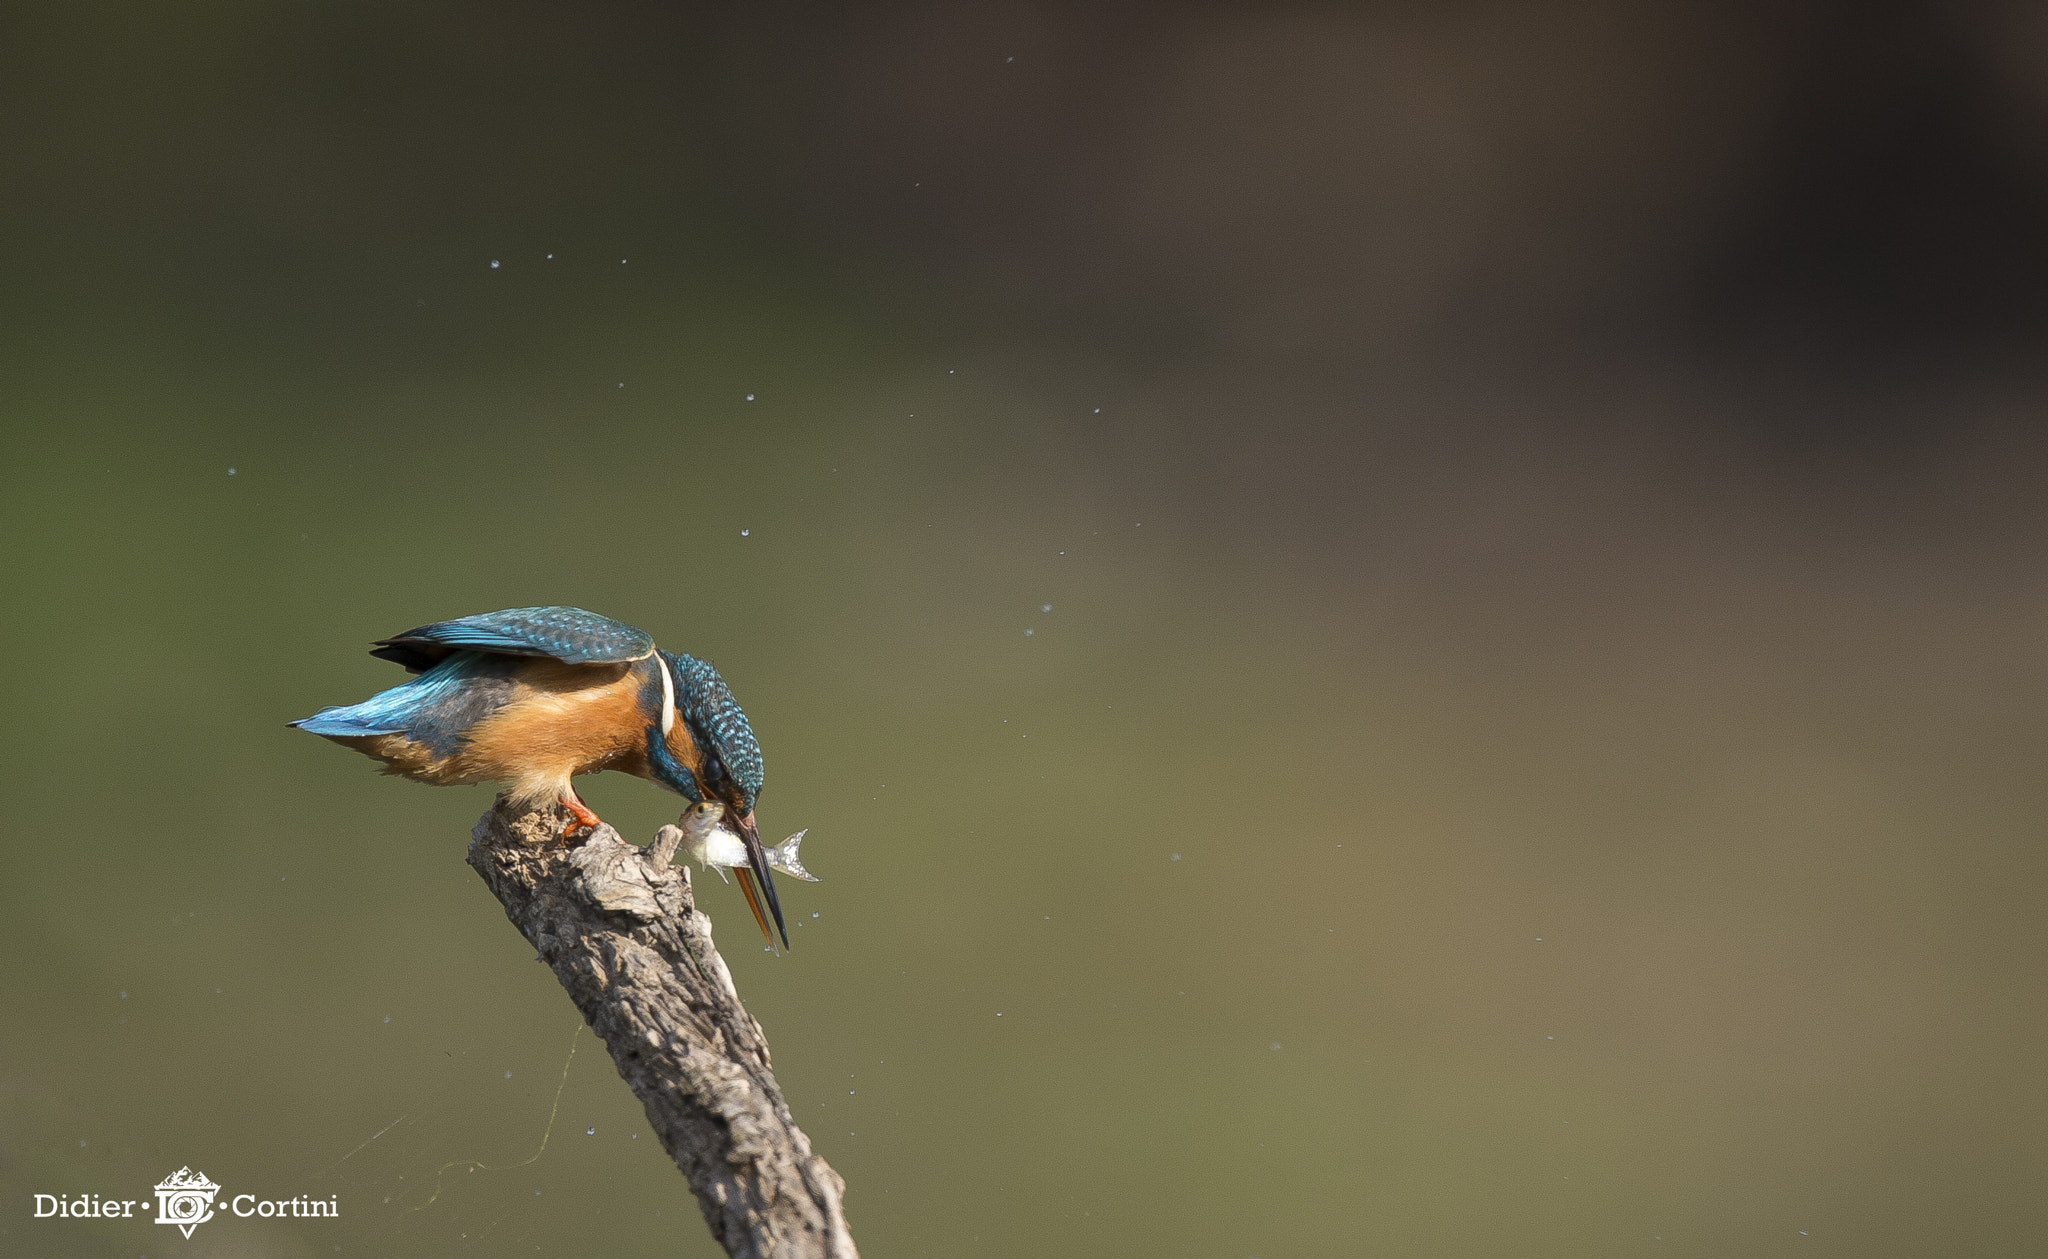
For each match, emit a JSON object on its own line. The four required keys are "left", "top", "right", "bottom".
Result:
{"left": 770, "top": 830, "right": 820, "bottom": 882}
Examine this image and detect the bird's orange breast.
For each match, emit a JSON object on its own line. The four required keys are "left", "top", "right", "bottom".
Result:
{"left": 453, "top": 659, "right": 641, "bottom": 779}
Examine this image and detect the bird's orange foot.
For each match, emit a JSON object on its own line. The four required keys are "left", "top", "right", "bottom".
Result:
{"left": 560, "top": 794, "right": 602, "bottom": 839}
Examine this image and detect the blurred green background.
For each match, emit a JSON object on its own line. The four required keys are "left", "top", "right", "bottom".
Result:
{"left": 5, "top": 3, "right": 2048, "bottom": 1256}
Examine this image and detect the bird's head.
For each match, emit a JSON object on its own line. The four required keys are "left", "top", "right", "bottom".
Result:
{"left": 659, "top": 649, "right": 766, "bottom": 844}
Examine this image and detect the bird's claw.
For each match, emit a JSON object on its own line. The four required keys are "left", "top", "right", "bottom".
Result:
{"left": 559, "top": 794, "right": 603, "bottom": 839}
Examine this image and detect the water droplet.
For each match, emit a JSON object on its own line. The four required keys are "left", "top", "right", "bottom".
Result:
{"left": 490, "top": 260, "right": 500, "bottom": 269}
{"left": 546, "top": 253, "right": 553, "bottom": 259}
{"left": 812, "top": 912, "right": 820, "bottom": 918}
{"left": 1041, "top": 603, "right": 1051, "bottom": 612}
{"left": 586, "top": 1127, "right": 595, "bottom": 1136}
{"left": 1269, "top": 1042, "right": 1282, "bottom": 1051}
{"left": 1023, "top": 628, "right": 1034, "bottom": 636}
{"left": 996, "top": 1012, "right": 1002, "bottom": 1017}
{"left": 741, "top": 528, "right": 750, "bottom": 537}
{"left": 1170, "top": 852, "right": 1181, "bottom": 861}
{"left": 119, "top": 990, "right": 127, "bottom": 999}
{"left": 504, "top": 1070, "right": 512, "bottom": 1078}
{"left": 382, "top": 1015, "right": 389, "bottom": 1023}
{"left": 746, "top": 393, "right": 755, "bottom": 401}
{"left": 226, "top": 467, "right": 237, "bottom": 476}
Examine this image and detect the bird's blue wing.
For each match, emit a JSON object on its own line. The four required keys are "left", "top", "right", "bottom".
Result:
{"left": 371, "top": 606, "right": 655, "bottom": 670}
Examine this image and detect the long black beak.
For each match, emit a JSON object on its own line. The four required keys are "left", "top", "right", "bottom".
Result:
{"left": 737, "top": 809, "right": 789, "bottom": 950}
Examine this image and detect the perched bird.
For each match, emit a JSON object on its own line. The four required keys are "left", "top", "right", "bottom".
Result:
{"left": 290, "top": 606, "right": 789, "bottom": 948}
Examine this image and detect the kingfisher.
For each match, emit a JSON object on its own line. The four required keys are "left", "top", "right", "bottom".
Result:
{"left": 289, "top": 606, "right": 789, "bottom": 949}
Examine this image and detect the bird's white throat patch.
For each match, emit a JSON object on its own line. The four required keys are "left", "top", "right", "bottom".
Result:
{"left": 654, "top": 652, "right": 676, "bottom": 735}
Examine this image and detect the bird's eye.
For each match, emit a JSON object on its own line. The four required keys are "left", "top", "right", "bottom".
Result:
{"left": 702, "top": 754, "right": 725, "bottom": 784}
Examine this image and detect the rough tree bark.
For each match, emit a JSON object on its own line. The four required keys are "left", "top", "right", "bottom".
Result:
{"left": 466, "top": 796, "right": 858, "bottom": 1259}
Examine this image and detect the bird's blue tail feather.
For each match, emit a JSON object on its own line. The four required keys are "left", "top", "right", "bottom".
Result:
{"left": 290, "top": 707, "right": 407, "bottom": 736}
{"left": 290, "top": 652, "right": 517, "bottom": 755}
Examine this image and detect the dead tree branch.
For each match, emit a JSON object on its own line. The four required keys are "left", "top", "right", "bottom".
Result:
{"left": 466, "top": 797, "right": 857, "bottom": 1259}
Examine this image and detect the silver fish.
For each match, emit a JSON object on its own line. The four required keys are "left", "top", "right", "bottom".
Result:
{"left": 678, "top": 800, "right": 820, "bottom": 882}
